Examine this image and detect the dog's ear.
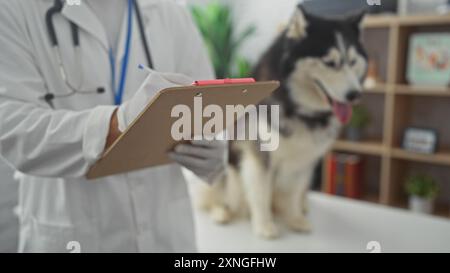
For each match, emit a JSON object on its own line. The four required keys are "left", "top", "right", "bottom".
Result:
{"left": 348, "top": 10, "right": 366, "bottom": 33}
{"left": 286, "top": 6, "right": 309, "bottom": 40}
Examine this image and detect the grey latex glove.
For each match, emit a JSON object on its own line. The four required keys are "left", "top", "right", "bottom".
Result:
{"left": 169, "top": 139, "right": 228, "bottom": 183}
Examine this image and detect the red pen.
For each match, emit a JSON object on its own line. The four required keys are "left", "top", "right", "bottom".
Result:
{"left": 193, "top": 78, "right": 256, "bottom": 86}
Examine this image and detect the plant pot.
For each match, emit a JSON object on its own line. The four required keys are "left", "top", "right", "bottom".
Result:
{"left": 408, "top": 195, "right": 435, "bottom": 214}
{"left": 346, "top": 127, "right": 363, "bottom": 141}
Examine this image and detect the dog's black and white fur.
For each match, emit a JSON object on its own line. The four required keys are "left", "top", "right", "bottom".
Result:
{"left": 193, "top": 6, "right": 368, "bottom": 239}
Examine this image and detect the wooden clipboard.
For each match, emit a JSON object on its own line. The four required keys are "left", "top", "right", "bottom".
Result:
{"left": 86, "top": 81, "right": 280, "bottom": 179}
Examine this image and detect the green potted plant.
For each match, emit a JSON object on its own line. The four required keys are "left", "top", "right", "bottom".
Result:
{"left": 190, "top": 1, "right": 256, "bottom": 78}
{"left": 345, "top": 105, "right": 370, "bottom": 141}
{"left": 405, "top": 174, "right": 439, "bottom": 214}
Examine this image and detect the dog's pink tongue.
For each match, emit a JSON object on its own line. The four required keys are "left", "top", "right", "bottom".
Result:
{"left": 332, "top": 101, "right": 352, "bottom": 124}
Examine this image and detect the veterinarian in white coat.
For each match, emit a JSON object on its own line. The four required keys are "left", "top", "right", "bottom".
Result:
{"left": 0, "top": 0, "right": 218, "bottom": 252}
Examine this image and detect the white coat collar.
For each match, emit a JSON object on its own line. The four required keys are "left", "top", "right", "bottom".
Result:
{"left": 61, "top": 1, "right": 109, "bottom": 51}
{"left": 58, "top": 0, "right": 160, "bottom": 52}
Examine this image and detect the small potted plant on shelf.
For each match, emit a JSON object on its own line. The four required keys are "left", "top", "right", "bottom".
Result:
{"left": 345, "top": 105, "right": 370, "bottom": 141}
{"left": 405, "top": 174, "right": 439, "bottom": 214}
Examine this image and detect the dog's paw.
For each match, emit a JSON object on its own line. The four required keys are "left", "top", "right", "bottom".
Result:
{"left": 210, "top": 205, "right": 232, "bottom": 224}
{"left": 287, "top": 217, "right": 312, "bottom": 233}
{"left": 254, "top": 221, "right": 280, "bottom": 239}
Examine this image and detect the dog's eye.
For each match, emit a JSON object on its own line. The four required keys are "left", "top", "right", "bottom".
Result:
{"left": 323, "top": 60, "right": 338, "bottom": 69}
{"left": 349, "top": 59, "right": 357, "bottom": 67}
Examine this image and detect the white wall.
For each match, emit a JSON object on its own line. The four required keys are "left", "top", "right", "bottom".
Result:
{"left": 227, "top": 0, "right": 303, "bottom": 64}
{"left": 186, "top": 0, "right": 303, "bottom": 64}
{"left": 185, "top": 0, "right": 212, "bottom": 6}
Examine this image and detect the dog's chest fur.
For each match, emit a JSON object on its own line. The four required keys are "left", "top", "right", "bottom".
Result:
{"left": 268, "top": 115, "right": 340, "bottom": 184}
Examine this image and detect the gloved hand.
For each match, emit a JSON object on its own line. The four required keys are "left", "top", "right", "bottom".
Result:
{"left": 117, "top": 70, "right": 193, "bottom": 132}
{"left": 169, "top": 139, "right": 228, "bottom": 183}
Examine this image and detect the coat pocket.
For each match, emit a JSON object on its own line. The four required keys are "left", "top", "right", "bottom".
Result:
{"left": 19, "top": 217, "right": 97, "bottom": 253}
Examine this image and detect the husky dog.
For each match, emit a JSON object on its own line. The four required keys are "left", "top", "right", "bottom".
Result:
{"left": 194, "top": 6, "right": 368, "bottom": 239}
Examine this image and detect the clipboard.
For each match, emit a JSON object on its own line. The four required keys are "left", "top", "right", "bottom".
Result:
{"left": 86, "top": 80, "right": 280, "bottom": 179}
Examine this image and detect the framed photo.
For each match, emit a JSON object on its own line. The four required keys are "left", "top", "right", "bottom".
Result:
{"left": 402, "top": 127, "right": 438, "bottom": 154}
{"left": 406, "top": 33, "right": 450, "bottom": 87}
{"left": 398, "top": 0, "right": 448, "bottom": 15}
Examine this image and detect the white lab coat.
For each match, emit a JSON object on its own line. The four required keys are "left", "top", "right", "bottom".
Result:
{"left": 0, "top": 0, "right": 214, "bottom": 252}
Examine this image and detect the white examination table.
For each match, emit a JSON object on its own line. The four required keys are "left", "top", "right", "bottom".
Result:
{"left": 194, "top": 192, "right": 450, "bottom": 253}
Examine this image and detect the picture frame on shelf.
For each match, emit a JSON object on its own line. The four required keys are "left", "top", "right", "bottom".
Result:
{"left": 398, "top": 0, "right": 449, "bottom": 15}
{"left": 402, "top": 127, "right": 438, "bottom": 154}
{"left": 406, "top": 33, "right": 450, "bottom": 88}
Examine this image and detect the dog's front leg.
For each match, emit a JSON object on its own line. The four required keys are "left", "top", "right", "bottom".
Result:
{"left": 278, "top": 170, "right": 313, "bottom": 233}
{"left": 241, "top": 154, "right": 279, "bottom": 239}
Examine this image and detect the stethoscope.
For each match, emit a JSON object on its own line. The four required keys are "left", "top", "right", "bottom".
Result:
{"left": 44, "top": 0, "right": 153, "bottom": 108}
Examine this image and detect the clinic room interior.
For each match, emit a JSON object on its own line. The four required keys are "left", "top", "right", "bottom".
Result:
{"left": 1, "top": 0, "right": 450, "bottom": 253}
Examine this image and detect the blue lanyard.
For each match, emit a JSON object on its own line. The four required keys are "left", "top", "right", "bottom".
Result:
{"left": 110, "top": 0, "right": 134, "bottom": 106}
